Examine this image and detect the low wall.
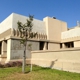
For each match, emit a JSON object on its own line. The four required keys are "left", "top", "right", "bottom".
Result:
{"left": 31, "top": 48, "right": 80, "bottom": 73}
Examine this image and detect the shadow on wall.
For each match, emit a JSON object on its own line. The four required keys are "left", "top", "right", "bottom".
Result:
{"left": 50, "top": 59, "right": 58, "bottom": 68}
{"left": 32, "top": 59, "right": 58, "bottom": 71}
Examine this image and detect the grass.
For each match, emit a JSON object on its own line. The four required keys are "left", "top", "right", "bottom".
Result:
{"left": 0, "top": 65, "right": 80, "bottom": 80}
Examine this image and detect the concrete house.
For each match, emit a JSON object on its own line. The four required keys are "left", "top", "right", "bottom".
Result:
{"left": 0, "top": 13, "right": 80, "bottom": 66}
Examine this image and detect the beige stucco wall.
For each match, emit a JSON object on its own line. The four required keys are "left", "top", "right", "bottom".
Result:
{"left": 0, "top": 13, "right": 46, "bottom": 34}
{"left": 12, "top": 13, "right": 46, "bottom": 34}
{"left": 74, "top": 41, "right": 80, "bottom": 47}
{"left": 48, "top": 42, "right": 60, "bottom": 50}
{"left": 0, "top": 14, "right": 13, "bottom": 34}
{"left": 43, "top": 17, "right": 67, "bottom": 41}
{"left": 61, "top": 36, "right": 80, "bottom": 43}
{"left": 31, "top": 48, "right": 80, "bottom": 73}
{"left": 2, "top": 41, "right": 7, "bottom": 55}
{"left": 0, "top": 28, "right": 11, "bottom": 41}
{"left": 62, "top": 27, "right": 80, "bottom": 39}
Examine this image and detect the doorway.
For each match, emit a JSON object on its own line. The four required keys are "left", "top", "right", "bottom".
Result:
{"left": 39, "top": 41, "right": 45, "bottom": 50}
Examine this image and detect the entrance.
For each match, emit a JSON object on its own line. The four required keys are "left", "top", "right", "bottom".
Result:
{"left": 39, "top": 41, "right": 45, "bottom": 50}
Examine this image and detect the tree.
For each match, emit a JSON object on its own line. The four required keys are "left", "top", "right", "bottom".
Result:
{"left": 17, "top": 15, "right": 36, "bottom": 73}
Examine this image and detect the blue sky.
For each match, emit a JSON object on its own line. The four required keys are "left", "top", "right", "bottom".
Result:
{"left": 0, "top": 0, "right": 80, "bottom": 28}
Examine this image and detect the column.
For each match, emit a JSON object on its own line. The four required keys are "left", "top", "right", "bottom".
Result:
{"left": 62, "top": 43, "right": 66, "bottom": 48}
{"left": 7, "top": 39, "right": 11, "bottom": 61}
{"left": 43, "top": 42, "right": 47, "bottom": 50}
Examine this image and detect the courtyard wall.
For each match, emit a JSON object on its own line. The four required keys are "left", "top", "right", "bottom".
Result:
{"left": 31, "top": 48, "right": 80, "bottom": 73}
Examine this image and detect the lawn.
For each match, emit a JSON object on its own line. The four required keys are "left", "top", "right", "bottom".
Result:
{"left": 0, "top": 65, "right": 80, "bottom": 80}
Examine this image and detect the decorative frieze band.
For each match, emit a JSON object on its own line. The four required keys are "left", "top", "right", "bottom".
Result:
{"left": 11, "top": 28, "right": 47, "bottom": 40}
